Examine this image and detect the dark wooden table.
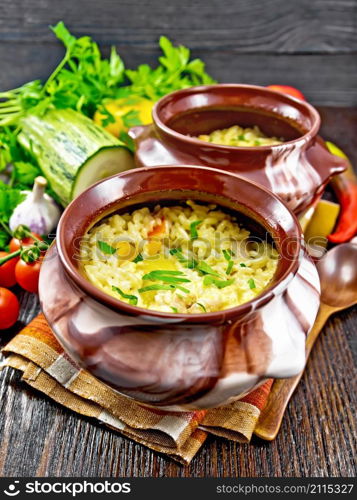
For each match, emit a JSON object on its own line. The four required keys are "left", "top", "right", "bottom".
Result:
{"left": 0, "top": 107, "right": 356, "bottom": 478}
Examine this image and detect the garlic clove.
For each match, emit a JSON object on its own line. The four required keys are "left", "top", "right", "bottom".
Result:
{"left": 9, "top": 176, "right": 61, "bottom": 235}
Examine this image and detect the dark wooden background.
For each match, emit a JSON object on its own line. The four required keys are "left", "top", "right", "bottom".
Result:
{"left": 0, "top": 0, "right": 356, "bottom": 106}
{"left": 0, "top": 0, "right": 356, "bottom": 478}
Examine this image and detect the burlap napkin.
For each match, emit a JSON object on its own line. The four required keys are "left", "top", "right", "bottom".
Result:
{"left": 1, "top": 314, "right": 273, "bottom": 465}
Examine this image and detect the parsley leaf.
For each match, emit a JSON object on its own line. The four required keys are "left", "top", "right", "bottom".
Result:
{"left": 190, "top": 220, "right": 202, "bottom": 240}
{"left": 197, "top": 261, "right": 220, "bottom": 277}
{"left": 222, "top": 249, "right": 234, "bottom": 261}
{"left": 121, "top": 109, "right": 142, "bottom": 128}
{"left": 248, "top": 278, "right": 256, "bottom": 289}
{"left": 112, "top": 285, "right": 138, "bottom": 305}
{"left": 142, "top": 270, "right": 190, "bottom": 284}
{"left": 0, "top": 182, "right": 25, "bottom": 223}
{"left": 139, "top": 284, "right": 175, "bottom": 293}
{"left": 139, "top": 283, "right": 190, "bottom": 294}
{"left": 203, "top": 276, "right": 235, "bottom": 289}
{"left": 13, "top": 162, "right": 41, "bottom": 187}
{"left": 226, "top": 260, "right": 234, "bottom": 275}
{"left": 132, "top": 253, "right": 144, "bottom": 263}
{"left": 170, "top": 248, "right": 197, "bottom": 268}
{"left": 97, "top": 240, "right": 116, "bottom": 255}
{"left": 118, "top": 131, "right": 135, "bottom": 153}
{"left": 0, "top": 229, "right": 10, "bottom": 249}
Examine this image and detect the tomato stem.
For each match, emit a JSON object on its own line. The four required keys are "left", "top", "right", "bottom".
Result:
{"left": 0, "top": 249, "right": 20, "bottom": 266}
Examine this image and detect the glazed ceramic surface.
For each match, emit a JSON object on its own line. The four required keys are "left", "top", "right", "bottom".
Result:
{"left": 129, "top": 84, "right": 347, "bottom": 215}
{"left": 39, "top": 166, "right": 321, "bottom": 410}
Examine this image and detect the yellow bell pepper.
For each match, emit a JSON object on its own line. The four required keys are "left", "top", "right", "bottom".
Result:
{"left": 304, "top": 199, "right": 340, "bottom": 249}
{"left": 94, "top": 97, "right": 154, "bottom": 137}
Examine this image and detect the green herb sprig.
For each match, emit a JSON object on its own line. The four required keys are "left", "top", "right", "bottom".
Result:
{"left": 112, "top": 285, "right": 138, "bottom": 305}
{"left": 133, "top": 253, "right": 144, "bottom": 263}
{"left": 169, "top": 248, "right": 197, "bottom": 268}
{"left": 97, "top": 240, "right": 116, "bottom": 255}
{"left": 203, "top": 276, "right": 235, "bottom": 289}
{"left": 139, "top": 283, "right": 190, "bottom": 294}
{"left": 248, "top": 278, "right": 256, "bottom": 289}
{"left": 190, "top": 220, "right": 202, "bottom": 240}
{"left": 222, "top": 249, "right": 234, "bottom": 275}
{"left": 196, "top": 261, "right": 220, "bottom": 277}
{"left": 142, "top": 269, "right": 190, "bottom": 284}
{"left": 196, "top": 302, "right": 207, "bottom": 312}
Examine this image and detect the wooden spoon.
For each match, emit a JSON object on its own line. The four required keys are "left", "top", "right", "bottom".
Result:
{"left": 255, "top": 237, "right": 357, "bottom": 440}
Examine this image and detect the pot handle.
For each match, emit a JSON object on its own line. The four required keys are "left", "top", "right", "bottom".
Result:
{"left": 128, "top": 124, "right": 151, "bottom": 141}
{"left": 306, "top": 137, "right": 348, "bottom": 180}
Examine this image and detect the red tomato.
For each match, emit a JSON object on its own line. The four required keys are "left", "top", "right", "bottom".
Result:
{"left": 0, "top": 251, "right": 18, "bottom": 287}
{"left": 15, "top": 258, "right": 42, "bottom": 293}
{"left": 9, "top": 233, "right": 42, "bottom": 253}
{"left": 0, "top": 287, "right": 20, "bottom": 329}
{"left": 266, "top": 85, "right": 306, "bottom": 101}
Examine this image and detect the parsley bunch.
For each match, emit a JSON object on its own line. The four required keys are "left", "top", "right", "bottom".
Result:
{"left": 0, "top": 22, "right": 215, "bottom": 125}
{"left": 0, "top": 22, "right": 216, "bottom": 249}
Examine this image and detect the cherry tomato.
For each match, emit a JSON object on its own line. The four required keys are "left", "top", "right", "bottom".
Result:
{"left": 0, "top": 251, "right": 18, "bottom": 287}
{"left": 266, "top": 85, "right": 306, "bottom": 101}
{"left": 15, "top": 258, "right": 42, "bottom": 293}
{"left": 0, "top": 287, "right": 20, "bottom": 329}
{"left": 9, "top": 233, "right": 42, "bottom": 253}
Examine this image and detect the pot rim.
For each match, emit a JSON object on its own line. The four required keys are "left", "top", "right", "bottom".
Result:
{"left": 152, "top": 83, "right": 321, "bottom": 152}
{"left": 56, "top": 165, "right": 302, "bottom": 324}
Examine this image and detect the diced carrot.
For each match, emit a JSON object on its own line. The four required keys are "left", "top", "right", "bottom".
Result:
{"left": 148, "top": 218, "right": 166, "bottom": 238}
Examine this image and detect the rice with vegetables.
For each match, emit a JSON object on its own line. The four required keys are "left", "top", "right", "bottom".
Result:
{"left": 196, "top": 125, "right": 283, "bottom": 147}
{"left": 80, "top": 201, "right": 278, "bottom": 314}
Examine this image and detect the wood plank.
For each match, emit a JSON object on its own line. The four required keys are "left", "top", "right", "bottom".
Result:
{"left": 0, "top": 0, "right": 356, "bottom": 53}
{"left": 0, "top": 44, "right": 356, "bottom": 106}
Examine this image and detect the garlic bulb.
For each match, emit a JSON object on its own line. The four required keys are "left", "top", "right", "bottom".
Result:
{"left": 9, "top": 176, "right": 61, "bottom": 235}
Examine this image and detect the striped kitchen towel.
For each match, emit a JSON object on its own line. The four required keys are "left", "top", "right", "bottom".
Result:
{"left": 1, "top": 314, "right": 273, "bottom": 465}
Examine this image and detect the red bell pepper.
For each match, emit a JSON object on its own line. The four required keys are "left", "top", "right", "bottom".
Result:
{"left": 266, "top": 82, "right": 357, "bottom": 244}
{"left": 325, "top": 142, "right": 357, "bottom": 243}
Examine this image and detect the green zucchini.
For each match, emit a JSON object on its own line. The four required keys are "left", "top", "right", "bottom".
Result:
{"left": 17, "top": 108, "right": 134, "bottom": 206}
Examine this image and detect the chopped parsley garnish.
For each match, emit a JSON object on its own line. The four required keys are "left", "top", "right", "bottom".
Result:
{"left": 222, "top": 249, "right": 234, "bottom": 274}
{"left": 226, "top": 260, "right": 234, "bottom": 275}
{"left": 203, "top": 276, "right": 235, "bottom": 289}
{"left": 222, "top": 249, "right": 232, "bottom": 261}
{"left": 197, "top": 261, "right": 220, "bottom": 276}
{"left": 240, "top": 263, "right": 247, "bottom": 267}
{"left": 190, "top": 220, "right": 202, "bottom": 240}
{"left": 170, "top": 306, "right": 178, "bottom": 313}
{"left": 238, "top": 134, "right": 246, "bottom": 141}
{"left": 142, "top": 270, "right": 190, "bottom": 284}
{"left": 170, "top": 248, "right": 198, "bottom": 268}
{"left": 248, "top": 278, "right": 256, "bottom": 289}
{"left": 196, "top": 302, "right": 207, "bottom": 312}
{"left": 112, "top": 286, "right": 138, "bottom": 305}
{"left": 97, "top": 240, "right": 116, "bottom": 255}
{"left": 133, "top": 253, "right": 144, "bottom": 263}
{"left": 174, "top": 285, "right": 190, "bottom": 293}
{"left": 139, "top": 284, "right": 189, "bottom": 294}
{"left": 140, "top": 270, "right": 191, "bottom": 294}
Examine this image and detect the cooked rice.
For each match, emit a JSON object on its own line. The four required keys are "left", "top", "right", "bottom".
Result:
{"left": 196, "top": 125, "right": 283, "bottom": 147}
{"left": 80, "top": 201, "right": 278, "bottom": 314}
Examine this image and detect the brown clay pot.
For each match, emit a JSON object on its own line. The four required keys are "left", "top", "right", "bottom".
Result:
{"left": 39, "top": 166, "right": 320, "bottom": 410}
{"left": 129, "top": 84, "right": 347, "bottom": 215}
